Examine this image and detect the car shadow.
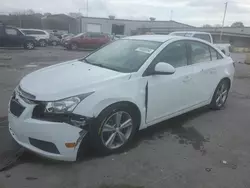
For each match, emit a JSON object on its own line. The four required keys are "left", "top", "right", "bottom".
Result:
{"left": 6, "top": 106, "right": 210, "bottom": 168}
{"left": 78, "top": 106, "right": 210, "bottom": 163}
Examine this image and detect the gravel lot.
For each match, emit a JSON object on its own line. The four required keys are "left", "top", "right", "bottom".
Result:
{"left": 0, "top": 48, "right": 250, "bottom": 188}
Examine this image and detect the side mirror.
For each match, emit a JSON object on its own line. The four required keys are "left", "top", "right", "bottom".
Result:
{"left": 154, "top": 62, "right": 175, "bottom": 75}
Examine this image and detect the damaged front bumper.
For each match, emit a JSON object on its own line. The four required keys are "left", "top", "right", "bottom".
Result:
{"left": 8, "top": 99, "right": 94, "bottom": 161}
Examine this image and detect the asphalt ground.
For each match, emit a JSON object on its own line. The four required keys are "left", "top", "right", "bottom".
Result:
{"left": 0, "top": 48, "right": 250, "bottom": 188}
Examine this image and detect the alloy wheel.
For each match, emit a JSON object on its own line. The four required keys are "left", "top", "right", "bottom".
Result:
{"left": 52, "top": 41, "right": 57, "bottom": 46}
{"left": 215, "top": 82, "right": 228, "bottom": 107}
{"left": 101, "top": 111, "right": 133, "bottom": 150}
{"left": 40, "top": 40, "right": 46, "bottom": 47}
{"left": 26, "top": 42, "right": 34, "bottom": 49}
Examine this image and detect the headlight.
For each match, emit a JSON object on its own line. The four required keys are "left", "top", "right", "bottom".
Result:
{"left": 45, "top": 92, "right": 93, "bottom": 113}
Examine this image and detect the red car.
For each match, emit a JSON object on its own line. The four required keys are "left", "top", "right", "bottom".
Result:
{"left": 64, "top": 32, "right": 112, "bottom": 50}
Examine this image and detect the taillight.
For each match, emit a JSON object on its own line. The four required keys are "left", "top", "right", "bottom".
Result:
{"left": 233, "top": 61, "right": 236, "bottom": 68}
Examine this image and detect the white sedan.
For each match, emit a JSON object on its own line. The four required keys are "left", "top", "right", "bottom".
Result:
{"left": 8, "top": 35, "right": 235, "bottom": 161}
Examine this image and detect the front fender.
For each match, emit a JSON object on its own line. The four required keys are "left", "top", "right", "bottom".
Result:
{"left": 73, "top": 77, "right": 147, "bottom": 129}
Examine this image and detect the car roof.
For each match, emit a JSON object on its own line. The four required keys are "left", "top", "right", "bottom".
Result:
{"left": 171, "top": 31, "right": 211, "bottom": 35}
{"left": 125, "top": 35, "right": 181, "bottom": 42}
{"left": 20, "top": 29, "right": 46, "bottom": 32}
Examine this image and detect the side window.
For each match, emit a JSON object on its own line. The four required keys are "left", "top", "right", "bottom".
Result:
{"left": 190, "top": 41, "right": 211, "bottom": 64}
{"left": 153, "top": 41, "right": 188, "bottom": 68}
{"left": 90, "top": 33, "right": 101, "bottom": 38}
{"left": 5, "top": 28, "right": 18, "bottom": 36}
{"left": 193, "top": 34, "right": 211, "bottom": 43}
{"left": 37, "top": 31, "right": 46, "bottom": 35}
{"left": 210, "top": 47, "right": 223, "bottom": 60}
{"left": 0, "top": 25, "right": 4, "bottom": 36}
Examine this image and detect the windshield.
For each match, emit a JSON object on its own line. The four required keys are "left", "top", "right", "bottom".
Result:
{"left": 73, "top": 33, "right": 84, "bottom": 38}
{"left": 84, "top": 39, "right": 161, "bottom": 73}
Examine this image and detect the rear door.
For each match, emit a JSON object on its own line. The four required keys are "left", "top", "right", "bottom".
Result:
{"left": 187, "top": 40, "right": 222, "bottom": 102}
{"left": 89, "top": 33, "right": 104, "bottom": 48}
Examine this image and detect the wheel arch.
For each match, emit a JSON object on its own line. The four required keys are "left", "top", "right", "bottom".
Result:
{"left": 221, "top": 77, "right": 231, "bottom": 89}
{"left": 99, "top": 100, "right": 141, "bottom": 122}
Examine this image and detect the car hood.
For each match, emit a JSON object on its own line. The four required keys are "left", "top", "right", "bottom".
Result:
{"left": 19, "top": 60, "right": 130, "bottom": 101}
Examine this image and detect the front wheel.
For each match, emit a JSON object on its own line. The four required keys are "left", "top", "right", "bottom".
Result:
{"left": 24, "top": 41, "right": 35, "bottom": 50}
{"left": 90, "top": 104, "right": 139, "bottom": 154}
{"left": 210, "top": 79, "right": 230, "bottom": 110}
{"left": 71, "top": 43, "right": 78, "bottom": 50}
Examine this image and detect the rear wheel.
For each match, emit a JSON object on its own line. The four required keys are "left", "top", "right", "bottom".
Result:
{"left": 90, "top": 103, "right": 139, "bottom": 154}
{"left": 24, "top": 41, "right": 35, "bottom": 50}
{"left": 210, "top": 79, "right": 230, "bottom": 110}
{"left": 39, "top": 40, "right": 47, "bottom": 47}
{"left": 52, "top": 41, "right": 57, "bottom": 46}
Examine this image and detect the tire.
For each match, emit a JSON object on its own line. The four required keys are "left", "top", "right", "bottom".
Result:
{"left": 90, "top": 103, "right": 139, "bottom": 155}
{"left": 71, "top": 43, "right": 78, "bottom": 50}
{"left": 24, "top": 41, "right": 35, "bottom": 50}
{"left": 52, "top": 41, "right": 57, "bottom": 46}
{"left": 210, "top": 79, "right": 230, "bottom": 110}
{"left": 39, "top": 40, "right": 47, "bottom": 47}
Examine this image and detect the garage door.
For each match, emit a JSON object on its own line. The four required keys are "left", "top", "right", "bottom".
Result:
{"left": 87, "top": 24, "right": 101, "bottom": 32}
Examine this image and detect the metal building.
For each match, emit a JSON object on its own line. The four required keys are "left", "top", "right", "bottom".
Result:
{"left": 76, "top": 17, "right": 194, "bottom": 35}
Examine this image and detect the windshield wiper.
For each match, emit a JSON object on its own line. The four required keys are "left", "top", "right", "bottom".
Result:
{"left": 82, "top": 59, "right": 122, "bottom": 72}
{"left": 92, "top": 63, "right": 121, "bottom": 72}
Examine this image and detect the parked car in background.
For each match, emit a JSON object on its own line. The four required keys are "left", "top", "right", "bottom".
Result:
{"left": 8, "top": 35, "right": 234, "bottom": 161}
{"left": 0, "top": 23, "right": 36, "bottom": 49}
{"left": 113, "top": 34, "right": 126, "bottom": 40}
{"left": 48, "top": 34, "right": 60, "bottom": 46}
{"left": 20, "top": 29, "right": 50, "bottom": 47}
{"left": 169, "top": 31, "right": 231, "bottom": 56}
{"left": 61, "top": 33, "right": 74, "bottom": 45}
{"left": 64, "top": 32, "right": 111, "bottom": 50}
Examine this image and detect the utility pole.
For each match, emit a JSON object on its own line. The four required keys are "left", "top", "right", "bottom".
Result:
{"left": 86, "top": 0, "right": 88, "bottom": 17}
{"left": 220, "top": 2, "right": 228, "bottom": 42}
{"left": 170, "top": 10, "right": 173, "bottom": 21}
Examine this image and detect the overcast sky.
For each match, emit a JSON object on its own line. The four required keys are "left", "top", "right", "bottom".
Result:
{"left": 1, "top": 0, "right": 250, "bottom": 26}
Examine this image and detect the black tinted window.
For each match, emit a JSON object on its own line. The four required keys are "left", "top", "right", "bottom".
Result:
{"left": 153, "top": 41, "right": 188, "bottom": 68}
{"left": 0, "top": 25, "right": 4, "bottom": 36}
{"left": 193, "top": 34, "right": 212, "bottom": 43}
{"left": 190, "top": 41, "right": 211, "bottom": 64}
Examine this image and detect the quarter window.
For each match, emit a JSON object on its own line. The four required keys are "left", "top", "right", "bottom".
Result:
{"left": 190, "top": 41, "right": 211, "bottom": 64}
{"left": 153, "top": 41, "right": 188, "bottom": 68}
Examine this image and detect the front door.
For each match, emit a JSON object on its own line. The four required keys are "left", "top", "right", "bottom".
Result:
{"left": 4, "top": 27, "right": 24, "bottom": 47}
{"left": 146, "top": 41, "right": 197, "bottom": 123}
